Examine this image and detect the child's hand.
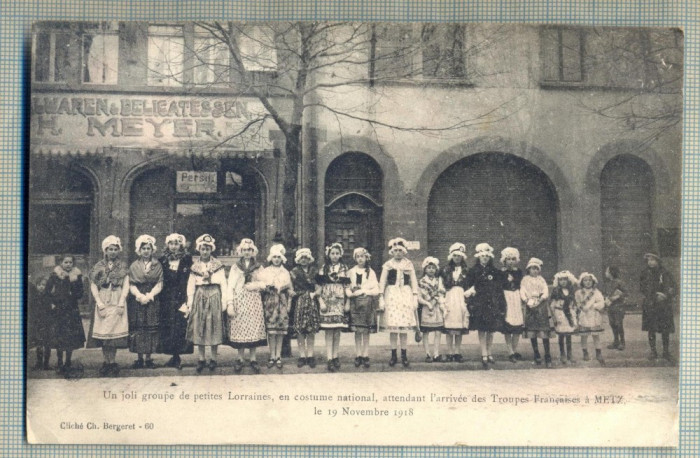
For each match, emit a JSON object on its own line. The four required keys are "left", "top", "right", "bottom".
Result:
{"left": 377, "top": 296, "right": 385, "bottom": 312}
{"left": 226, "top": 303, "right": 236, "bottom": 318}
{"left": 116, "top": 306, "right": 125, "bottom": 316}
{"left": 319, "top": 298, "right": 328, "bottom": 313}
{"left": 97, "top": 305, "right": 108, "bottom": 318}
{"left": 655, "top": 292, "right": 668, "bottom": 302}
{"left": 51, "top": 303, "right": 57, "bottom": 310}
{"left": 344, "top": 301, "right": 350, "bottom": 313}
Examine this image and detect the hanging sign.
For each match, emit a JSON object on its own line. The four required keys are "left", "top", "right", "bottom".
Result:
{"left": 176, "top": 171, "right": 217, "bottom": 193}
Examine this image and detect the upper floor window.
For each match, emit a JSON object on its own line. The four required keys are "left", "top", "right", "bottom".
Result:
{"left": 82, "top": 21, "right": 119, "bottom": 85}
{"left": 33, "top": 30, "right": 72, "bottom": 83}
{"left": 371, "top": 24, "right": 415, "bottom": 81}
{"left": 237, "top": 25, "right": 278, "bottom": 72}
{"left": 421, "top": 24, "right": 466, "bottom": 79}
{"left": 148, "top": 25, "right": 184, "bottom": 86}
{"left": 370, "top": 23, "right": 467, "bottom": 83}
{"left": 193, "top": 25, "right": 231, "bottom": 86}
{"left": 542, "top": 27, "right": 583, "bottom": 83}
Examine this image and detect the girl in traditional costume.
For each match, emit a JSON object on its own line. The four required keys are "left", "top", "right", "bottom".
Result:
{"left": 88, "top": 236, "right": 130, "bottom": 377}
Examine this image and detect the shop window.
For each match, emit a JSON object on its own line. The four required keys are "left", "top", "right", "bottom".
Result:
{"left": 33, "top": 31, "right": 72, "bottom": 83}
{"left": 131, "top": 165, "right": 263, "bottom": 261}
{"left": 148, "top": 25, "right": 184, "bottom": 86}
{"left": 370, "top": 23, "right": 467, "bottom": 83}
{"left": 28, "top": 163, "right": 94, "bottom": 255}
{"left": 29, "top": 204, "right": 91, "bottom": 255}
{"left": 193, "top": 24, "right": 231, "bottom": 86}
{"left": 82, "top": 22, "right": 119, "bottom": 84}
{"left": 542, "top": 27, "right": 583, "bottom": 83}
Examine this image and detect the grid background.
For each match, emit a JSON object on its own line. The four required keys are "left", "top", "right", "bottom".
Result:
{"left": 1, "top": 0, "right": 697, "bottom": 456}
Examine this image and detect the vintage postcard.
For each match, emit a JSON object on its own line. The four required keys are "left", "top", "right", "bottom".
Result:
{"left": 26, "top": 20, "right": 681, "bottom": 446}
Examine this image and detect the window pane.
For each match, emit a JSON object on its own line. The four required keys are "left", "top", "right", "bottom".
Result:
{"left": 34, "top": 32, "right": 52, "bottom": 82}
{"left": 83, "top": 34, "right": 119, "bottom": 84}
{"left": 542, "top": 28, "right": 561, "bottom": 81}
{"left": 193, "top": 37, "right": 230, "bottom": 85}
{"left": 53, "top": 33, "right": 72, "bottom": 82}
{"left": 239, "top": 26, "right": 277, "bottom": 72}
{"left": 148, "top": 25, "right": 184, "bottom": 86}
{"left": 561, "top": 29, "right": 582, "bottom": 81}
{"left": 373, "top": 24, "right": 414, "bottom": 80}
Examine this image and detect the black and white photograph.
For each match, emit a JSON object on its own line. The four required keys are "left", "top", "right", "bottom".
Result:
{"left": 26, "top": 20, "right": 682, "bottom": 446}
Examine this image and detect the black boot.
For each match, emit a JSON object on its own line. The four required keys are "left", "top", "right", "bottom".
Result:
{"left": 582, "top": 349, "right": 590, "bottom": 361}
{"left": 596, "top": 349, "right": 605, "bottom": 366}
{"left": 389, "top": 349, "right": 398, "bottom": 367}
{"left": 545, "top": 354, "right": 553, "bottom": 368}
{"left": 42, "top": 347, "right": 51, "bottom": 370}
{"left": 531, "top": 339, "right": 541, "bottom": 364}
{"left": 648, "top": 332, "right": 658, "bottom": 360}
{"left": 401, "top": 349, "right": 409, "bottom": 367}
{"left": 618, "top": 331, "right": 626, "bottom": 351}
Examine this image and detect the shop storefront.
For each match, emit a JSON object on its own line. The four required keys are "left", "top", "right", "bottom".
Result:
{"left": 29, "top": 93, "right": 281, "bottom": 292}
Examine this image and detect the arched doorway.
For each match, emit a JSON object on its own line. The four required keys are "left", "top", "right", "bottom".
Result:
{"left": 428, "top": 153, "right": 559, "bottom": 278}
{"left": 324, "top": 153, "right": 383, "bottom": 270}
{"left": 130, "top": 160, "right": 264, "bottom": 260}
{"left": 601, "top": 154, "right": 654, "bottom": 304}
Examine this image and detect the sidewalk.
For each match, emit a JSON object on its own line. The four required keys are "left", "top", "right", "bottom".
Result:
{"left": 28, "top": 314, "right": 679, "bottom": 378}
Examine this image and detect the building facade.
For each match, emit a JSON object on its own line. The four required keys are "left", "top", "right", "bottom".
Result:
{"left": 29, "top": 22, "right": 682, "bottom": 307}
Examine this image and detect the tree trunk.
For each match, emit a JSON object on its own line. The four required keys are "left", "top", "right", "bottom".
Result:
{"left": 281, "top": 124, "right": 302, "bottom": 248}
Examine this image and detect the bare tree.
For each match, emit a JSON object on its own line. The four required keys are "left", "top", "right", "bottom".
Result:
{"left": 149, "top": 21, "right": 521, "bottom": 246}
{"left": 574, "top": 27, "right": 683, "bottom": 146}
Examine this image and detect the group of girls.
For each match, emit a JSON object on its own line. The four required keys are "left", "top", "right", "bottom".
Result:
{"left": 430, "top": 243, "right": 621, "bottom": 369}
{"left": 30, "top": 232, "right": 676, "bottom": 376}
{"left": 411, "top": 244, "right": 674, "bottom": 369}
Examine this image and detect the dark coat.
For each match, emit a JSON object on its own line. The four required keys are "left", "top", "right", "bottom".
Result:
{"left": 27, "top": 281, "right": 52, "bottom": 348}
{"left": 158, "top": 254, "right": 195, "bottom": 355}
{"left": 44, "top": 270, "right": 86, "bottom": 351}
{"left": 466, "top": 260, "right": 507, "bottom": 332}
{"left": 640, "top": 266, "right": 676, "bottom": 334}
{"left": 442, "top": 262, "right": 469, "bottom": 290}
{"left": 502, "top": 268, "right": 523, "bottom": 291}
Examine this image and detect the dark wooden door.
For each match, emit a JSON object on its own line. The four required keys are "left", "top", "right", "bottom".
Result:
{"left": 325, "top": 194, "right": 383, "bottom": 272}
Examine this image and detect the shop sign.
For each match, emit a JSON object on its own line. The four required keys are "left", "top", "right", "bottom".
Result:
{"left": 177, "top": 171, "right": 217, "bottom": 193}
{"left": 30, "top": 94, "right": 276, "bottom": 153}
{"left": 406, "top": 241, "right": 420, "bottom": 250}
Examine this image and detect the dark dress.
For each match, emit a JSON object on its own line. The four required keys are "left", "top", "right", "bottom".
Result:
{"left": 44, "top": 269, "right": 86, "bottom": 351}
{"left": 466, "top": 261, "right": 507, "bottom": 333}
{"left": 290, "top": 265, "right": 321, "bottom": 336}
{"left": 640, "top": 266, "right": 676, "bottom": 334}
{"left": 127, "top": 259, "right": 163, "bottom": 354}
{"left": 158, "top": 254, "right": 194, "bottom": 355}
